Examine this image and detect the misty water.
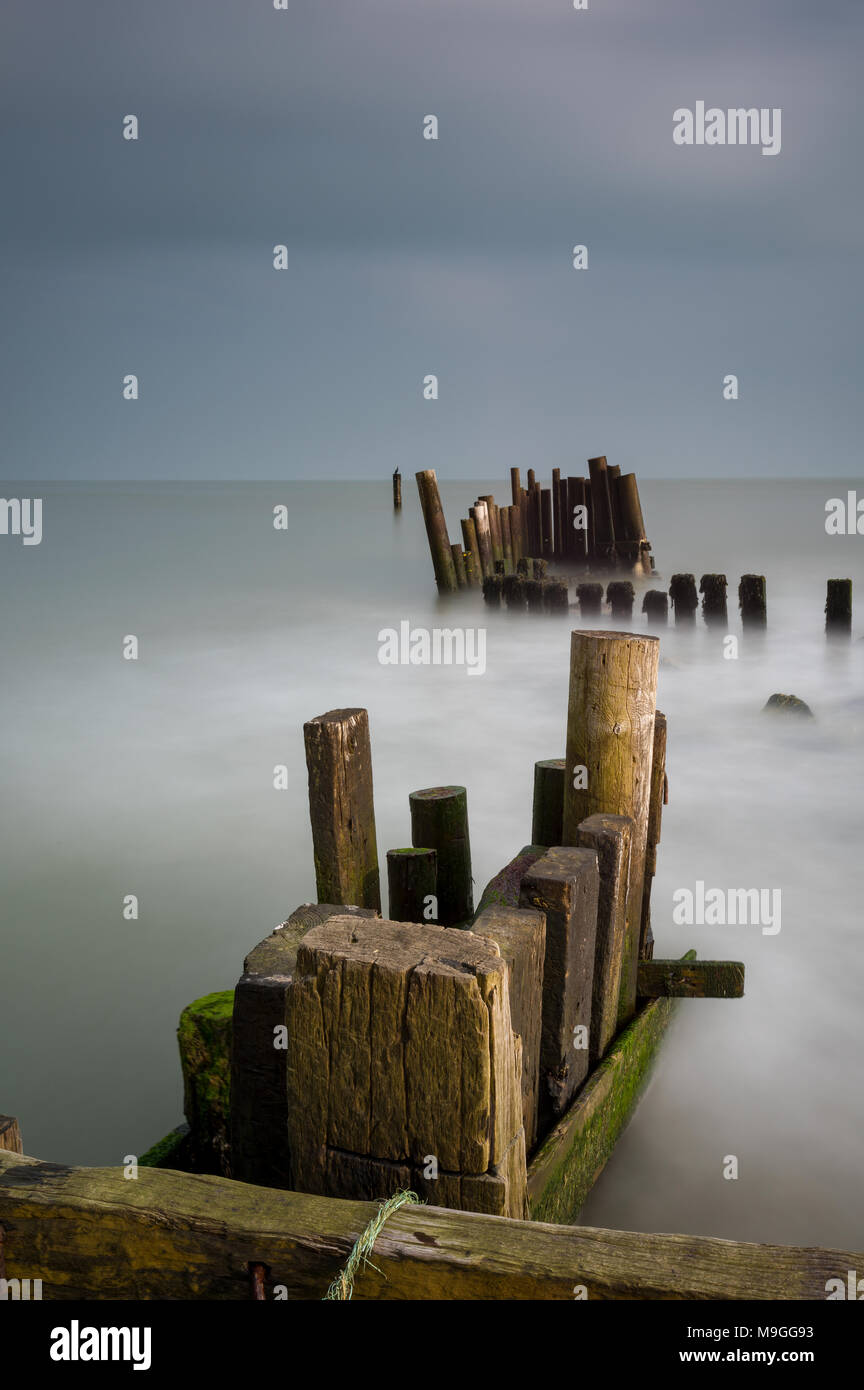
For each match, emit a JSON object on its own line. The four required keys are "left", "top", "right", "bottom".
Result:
{"left": 2, "top": 478, "right": 862, "bottom": 1251}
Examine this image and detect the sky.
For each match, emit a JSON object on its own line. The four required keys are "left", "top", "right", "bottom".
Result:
{"left": 1, "top": 0, "right": 862, "bottom": 480}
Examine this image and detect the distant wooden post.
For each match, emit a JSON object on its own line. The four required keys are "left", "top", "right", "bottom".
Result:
{"left": 416, "top": 470, "right": 458, "bottom": 593}
{"left": 304, "top": 708, "right": 382, "bottom": 912}
{"left": 531, "top": 759, "right": 566, "bottom": 846}
{"left": 616, "top": 474, "right": 651, "bottom": 574}
{"left": 387, "top": 848, "right": 437, "bottom": 922}
{"left": 464, "top": 550, "right": 479, "bottom": 588}
{"left": 0, "top": 1116, "right": 23, "bottom": 1154}
{"left": 544, "top": 581, "right": 569, "bottom": 614}
{"left": 739, "top": 574, "right": 767, "bottom": 628}
{"left": 568, "top": 478, "right": 588, "bottom": 564}
{"left": 460, "top": 516, "right": 482, "bottom": 585}
{"left": 606, "top": 581, "right": 635, "bottom": 620}
{"left": 392, "top": 469, "right": 402, "bottom": 510}
{"left": 826, "top": 579, "right": 852, "bottom": 636}
{"left": 451, "top": 544, "right": 467, "bottom": 589}
{"left": 525, "top": 579, "right": 544, "bottom": 612}
{"left": 409, "top": 786, "right": 473, "bottom": 926}
{"left": 482, "top": 574, "right": 503, "bottom": 606}
{"left": 503, "top": 574, "right": 527, "bottom": 610}
{"left": 520, "top": 848, "right": 600, "bottom": 1133}
{"left": 700, "top": 574, "right": 728, "bottom": 626}
{"left": 576, "top": 582, "right": 604, "bottom": 617}
{"left": 642, "top": 590, "right": 668, "bottom": 625}
{"left": 470, "top": 502, "right": 494, "bottom": 579}
{"left": 588, "top": 457, "right": 615, "bottom": 566}
{"left": 575, "top": 814, "right": 633, "bottom": 1066}
{"left": 500, "top": 507, "right": 514, "bottom": 572}
{"left": 508, "top": 504, "right": 522, "bottom": 565}
{"left": 532, "top": 558, "right": 548, "bottom": 581}
{"left": 562, "top": 630, "right": 660, "bottom": 1025}
{"left": 640, "top": 711, "right": 667, "bottom": 960}
{"left": 541, "top": 489, "right": 553, "bottom": 556}
{"left": 552, "top": 468, "right": 563, "bottom": 558}
{"left": 669, "top": 574, "right": 698, "bottom": 624}
{"left": 480, "top": 496, "right": 504, "bottom": 566}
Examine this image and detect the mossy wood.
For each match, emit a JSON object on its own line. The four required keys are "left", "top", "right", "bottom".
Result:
{"left": 637, "top": 960, "right": 745, "bottom": 999}
{"left": 2, "top": 1150, "right": 856, "bottom": 1300}
{"left": 531, "top": 759, "right": 565, "bottom": 847}
{"left": 386, "top": 847, "right": 437, "bottom": 923}
{"left": 640, "top": 710, "right": 667, "bottom": 959}
{"left": 303, "top": 707, "right": 381, "bottom": 912}
{"left": 474, "top": 845, "right": 546, "bottom": 917}
{"left": 527, "top": 951, "right": 697, "bottom": 1224}
{"left": 177, "top": 991, "right": 233, "bottom": 1176}
{"left": 409, "top": 785, "right": 473, "bottom": 926}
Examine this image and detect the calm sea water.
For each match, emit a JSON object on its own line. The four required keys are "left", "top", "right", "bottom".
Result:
{"left": 1, "top": 478, "right": 862, "bottom": 1250}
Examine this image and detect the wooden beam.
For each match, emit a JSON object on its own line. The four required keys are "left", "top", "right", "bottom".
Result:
{"left": 637, "top": 959, "right": 745, "bottom": 999}
{"left": 1, "top": 1150, "right": 856, "bottom": 1300}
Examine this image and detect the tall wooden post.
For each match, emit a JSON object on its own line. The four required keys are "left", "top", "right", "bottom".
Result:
{"left": 416, "top": 470, "right": 458, "bottom": 592}
{"left": 540, "top": 489, "right": 553, "bottom": 557}
{"left": 451, "top": 544, "right": 467, "bottom": 589}
{"left": 562, "top": 630, "right": 660, "bottom": 1025}
{"left": 461, "top": 517, "right": 482, "bottom": 585}
{"left": 481, "top": 496, "right": 504, "bottom": 566}
{"left": 304, "top": 708, "right": 382, "bottom": 912}
{"left": 392, "top": 468, "right": 402, "bottom": 510}
{"left": 568, "top": 477, "right": 587, "bottom": 564}
{"left": 588, "top": 457, "right": 616, "bottom": 566}
{"left": 470, "top": 502, "right": 494, "bottom": 579}
{"left": 552, "top": 468, "right": 563, "bottom": 558}
{"left": 409, "top": 786, "right": 473, "bottom": 926}
{"left": 500, "top": 507, "right": 514, "bottom": 572}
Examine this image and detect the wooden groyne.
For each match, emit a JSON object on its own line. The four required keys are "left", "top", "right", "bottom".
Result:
{"left": 416, "top": 461, "right": 655, "bottom": 594}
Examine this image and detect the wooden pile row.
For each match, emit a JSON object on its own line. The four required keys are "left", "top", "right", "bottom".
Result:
{"left": 416, "top": 458, "right": 654, "bottom": 594}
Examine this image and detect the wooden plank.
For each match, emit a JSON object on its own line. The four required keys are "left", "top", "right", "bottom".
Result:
{"left": 473, "top": 905, "right": 546, "bottom": 1151}
{"left": 284, "top": 915, "right": 527, "bottom": 1216}
{"left": 637, "top": 959, "right": 745, "bottom": 998}
{"left": 303, "top": 708, "right": 381, "bottom": 912}
{"left": 520, "top": 847, "right": 599, "bottom": 1132}
{"left": 528, "top": 951, "right": 697, "bottom": 1224}
{"left": 231, "top": 902, "right": 377, "bottom": 1188}
{"left": 1, "top": 1150, "right": 856, "bottom": 1300}
{"left": 575, "top": 813, "right": 633, "bottom": 1067}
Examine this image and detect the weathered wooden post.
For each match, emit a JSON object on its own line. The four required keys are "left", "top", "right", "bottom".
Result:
{"left": 525, "top": 578, "right": 545, "bottom": 612}
{"left": 544, "top": 581, "right": 569, "bottom": 614}
{"left": 494, "top": 559, "right": 506, "bottom": 577}
{"left": 409, "top": 786, "right": 473, "bottom": 926}
{"left": 552, "top": 467, "right": 563, "bottom": 558}
{"left": 669, "top": 574, "right": 698, "bottom": 624}
{"left": 826, "top": 579, "right": 852, "bottom": 636}
{"left": 304, "top": 708, "right": 381, "bottom": 911}
{"left": 616, "top": 473, "right": 652, "bottom": 574}
{"left": 416, "top": 470, "right": 458, "bottom": 593}
{"left": 532, "top": 759, "right": 566, "bottom": 846}
{"left": 393, "top": 468, "right": 402, "bottom": 510}
{"left": 588, "top": 456, "right": 616, "bottom": 566}
{"left": 482, "top": 574, "right": 503, "bottom": 606}
{"left": 503, "top": 574, "right": 527, "bottom": 610}
{"left": 470, "top": 501, "right": 494, "bottom": 579}
{"left": 642, "top": 590, "right": 668, "bottom": 625}
{"left": 480, "top": 496, "right": 504, "bottom": 567}
{"left": 285, "top": 916, "right": 527, "bottom": 1217}
{"left": 640, "top": 710, "right": 667, "bottom": 960}
{"left": 562, "top": 630, "right": 660, "bottom": 1025}
{"left": 576, "top": 581, "right": 604, "bottom": 617}
{"left": 473, "top": 905, "right": 546, "bottom": 1152}
{"left": 460, "top": 516, "right": 482, "bottom": 585}
{"left": 520, "top": 848, "right": 600, "bottom": 1133}
{"left": 568, "top": 477, "right": 588, "bottom": 564}
{"left": 517, "top": 556, "right": 530, "bottom": 578}
{"left": 700, "top": 574, "right": 728, "bottom": 626}
{"left": 508, "top": 504, "right": 522, "bottom": 565}
{"left": 451, "top": 544, "right": 467, "bottom": 589}
{"left": 739, "top": 574, "right": 767, "bottom": 628}
{"left": 464, "top": 550, "right": 479, "bottom": 588}
{"left": 501, "top": 507, "right": 514, "bottom": 572}
{"left": 541, "top": 489, "right": 553, "bottom": 557}
{"left": 387, "top": 848, "right": 438, "bottom": 922}
{"left": 606, "top": 580, "right": 635, "bottom": 620}
{"left": 575, "top": 814, "right": 633, "bottom": 1066}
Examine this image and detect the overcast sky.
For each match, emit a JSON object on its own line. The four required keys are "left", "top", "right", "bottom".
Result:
{"left": 2, "top": 0, "right": 861, "bottom": 480}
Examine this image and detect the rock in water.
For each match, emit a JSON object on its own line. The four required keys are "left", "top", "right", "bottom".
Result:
{"left": 762, "top": 693, "right": 814, "bottom": 718}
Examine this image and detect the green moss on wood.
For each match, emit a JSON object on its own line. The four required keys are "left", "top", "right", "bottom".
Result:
{"left": 178, "top": 990, "right": 233, "bottom": 1178}
{"left": 527, "top": 950, "right": 696, "bottom": 1225}
{"left": 139, "top": 1126, "right": 189, "bottom": 1170}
